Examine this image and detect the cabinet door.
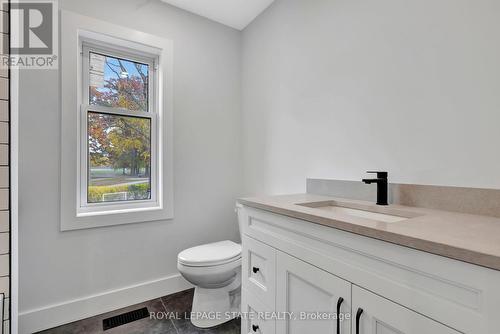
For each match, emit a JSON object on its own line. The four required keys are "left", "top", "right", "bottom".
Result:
{"left": 352, "top": 286, "right": 460, "bottom": 334}
{"left": 241, "top": 289, "right": 276, "bottom": 334}
{"left": 276, "top": 251, "right": 351, "bottom": 334}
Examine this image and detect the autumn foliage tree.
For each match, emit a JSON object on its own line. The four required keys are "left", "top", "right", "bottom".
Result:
{"left": 88, "top": 59, "right": 151, "bottom": 178}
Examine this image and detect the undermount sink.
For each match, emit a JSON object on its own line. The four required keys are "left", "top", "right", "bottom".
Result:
{"left": 297, "top": 201, "right": 413, "bottom": 223}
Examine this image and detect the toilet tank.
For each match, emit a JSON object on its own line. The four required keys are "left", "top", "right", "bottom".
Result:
{"left": 235, "top": 203, "right": 245, "bottom": 242}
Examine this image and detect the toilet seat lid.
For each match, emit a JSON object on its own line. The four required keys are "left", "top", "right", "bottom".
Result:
{"left": 178, "top": 240, "right": 242, "bottom": 267}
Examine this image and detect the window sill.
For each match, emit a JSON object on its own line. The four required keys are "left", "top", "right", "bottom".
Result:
{"left": 63, "top": 198, "right": 173, "bottom": 231}
{"left": 76, "top": 203, "right": 163, "bottom": 218}
{"left": 62, "top": 205, "right": 173, "bottom": 231}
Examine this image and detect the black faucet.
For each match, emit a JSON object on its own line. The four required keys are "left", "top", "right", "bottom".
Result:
{"left": 362, "top": 171, "right": 388, "bottom": 206}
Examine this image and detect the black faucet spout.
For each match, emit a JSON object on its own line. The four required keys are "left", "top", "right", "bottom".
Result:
{"left": 362, "top": 172, "right": 388, "bottom": 206}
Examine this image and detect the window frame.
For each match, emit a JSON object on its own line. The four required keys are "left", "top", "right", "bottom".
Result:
{"left": 78, "top": 41, "right": 160, "bottom": 216}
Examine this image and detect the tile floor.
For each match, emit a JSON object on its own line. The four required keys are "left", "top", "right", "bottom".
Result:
{"left": 38, "top": 289, "right": 241, "bottom": 334}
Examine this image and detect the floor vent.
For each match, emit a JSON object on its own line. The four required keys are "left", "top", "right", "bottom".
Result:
{"left": 102, "top": 307, "right": 149, "bottom": 331}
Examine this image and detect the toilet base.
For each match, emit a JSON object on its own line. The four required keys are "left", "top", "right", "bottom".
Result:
{"left": 190, "top": 271, "right": 241, "bottom": 328}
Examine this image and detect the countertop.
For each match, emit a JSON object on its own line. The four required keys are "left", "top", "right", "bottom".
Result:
{"left": 238, "top": 194, "right": 500, "bottom": 271}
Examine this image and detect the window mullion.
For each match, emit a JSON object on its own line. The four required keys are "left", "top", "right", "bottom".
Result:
{"left": 85, "top": 105, "right": 152, "bottom": 119}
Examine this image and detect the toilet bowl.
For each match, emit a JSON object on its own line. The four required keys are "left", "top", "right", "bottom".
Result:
{"left": 177, "top": 240, "right": 242, "bottom": 328}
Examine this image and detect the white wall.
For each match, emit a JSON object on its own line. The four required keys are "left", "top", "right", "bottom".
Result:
{"left": 19, "top": 0, "right": 241, "bottom": 329}
{"left": 242, "top": 0, "right": 500, "bottom": 195}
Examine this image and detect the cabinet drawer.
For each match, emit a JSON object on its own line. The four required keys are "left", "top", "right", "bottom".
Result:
{"left": 241, "top": 289, "right": 276, "bottom": 334}
{"left": 352, "top": 285, "right": 460, "bottom": 334}
{"left": 242, "top": 235, "right": 276, "bottom": 308}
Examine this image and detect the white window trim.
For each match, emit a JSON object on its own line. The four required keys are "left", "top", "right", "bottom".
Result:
{"left": 60, "top": 10, "right": 174, "bottom": 230}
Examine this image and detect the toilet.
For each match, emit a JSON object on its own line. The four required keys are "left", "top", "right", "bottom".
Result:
{"left": 177, "top": 240, "right": 242, "bottom": 328}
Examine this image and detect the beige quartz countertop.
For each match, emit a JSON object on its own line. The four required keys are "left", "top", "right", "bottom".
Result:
{"left": 238, "top": 194, "right": 500, "bottom": 271}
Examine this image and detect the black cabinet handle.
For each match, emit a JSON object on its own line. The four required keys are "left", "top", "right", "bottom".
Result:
{"left": 252, "top": 267, "right": 260, "bottom": 274}
{"left": 252, "top": 324, "right": 259, "bottom": 332}
{"left": 336, "top": 297, "right": 344, "bottom": 334}
{"left": 355, "top": 308, "right": 364, "bottom": 334}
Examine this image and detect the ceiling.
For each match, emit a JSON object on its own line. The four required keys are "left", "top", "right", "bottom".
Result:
{"left": 160, "top": 0, "right": 275, "bottom": 30}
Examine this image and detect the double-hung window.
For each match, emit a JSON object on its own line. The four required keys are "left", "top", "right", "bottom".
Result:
{"left": 60, "top": 12, "right": 173, "bottom": 230}
{"left": 79, "top": 42, "right": 159, "bottom": 215}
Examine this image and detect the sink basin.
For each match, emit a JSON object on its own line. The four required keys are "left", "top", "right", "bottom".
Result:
{"left": 297, "top": 201, "right": 413, "bottom": 223}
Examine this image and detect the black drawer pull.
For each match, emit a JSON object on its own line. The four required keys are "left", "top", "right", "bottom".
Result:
{"left": 336, "top": 297, "right": 344, "bottom": 334}
{"left": 356, "top": 308, "right": 364, "bottom": 334}
{"left": 252, "top": 267, "right": 260, "bottom": 274}
{"left": 252, "top": 324, "right": 259, "bottom": 332}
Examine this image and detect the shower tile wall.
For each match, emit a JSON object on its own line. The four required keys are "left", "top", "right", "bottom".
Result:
{"left": 0, "top": 3, "right": 9, "bottom": 334}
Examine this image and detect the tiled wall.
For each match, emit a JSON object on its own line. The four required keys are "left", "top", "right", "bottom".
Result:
{"left": 0, "top": 3, "right": 8, "bottom": 334}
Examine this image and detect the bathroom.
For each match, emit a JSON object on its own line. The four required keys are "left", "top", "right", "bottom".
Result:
{"left": 2, "top": 0, "right": 500, "bottom": 333}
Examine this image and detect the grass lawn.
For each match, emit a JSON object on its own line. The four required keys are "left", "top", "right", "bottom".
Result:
{"left": 90, "top": 176, "right": 149, "bottom": 186}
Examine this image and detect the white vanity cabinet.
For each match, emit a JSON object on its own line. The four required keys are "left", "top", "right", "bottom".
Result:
{"left": 241, "top": 237, "right": 351, "bottom": 334}
{"left": 238, "top": 204, "right": 500, "bottom": 334}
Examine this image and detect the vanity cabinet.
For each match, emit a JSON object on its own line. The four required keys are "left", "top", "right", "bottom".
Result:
{"left": 243, "top": 237, "right": 456, "bottom": 334}
{"left": 238, "top": 204, "right": 500, "bottom": 334}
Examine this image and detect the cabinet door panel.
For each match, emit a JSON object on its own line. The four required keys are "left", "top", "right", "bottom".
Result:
{"left": 242, "top": 235, "right": 277, "bottom": 308}
{"left": 352, "top": 286, "right": 460, "bottom": 334}
{"left": 276, "top": 251, "right": 351, "bottom": 334}
{"left": 241, "top": 289, "right": 276, "bottom": 334}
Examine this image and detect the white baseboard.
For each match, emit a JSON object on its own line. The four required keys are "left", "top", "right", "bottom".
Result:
{"left": 19, "top": 273, "right": 192, "bottom": 334}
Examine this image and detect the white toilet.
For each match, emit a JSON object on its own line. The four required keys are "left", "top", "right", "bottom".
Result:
{"left": 177, "top": 240, "right": 242, "bottom": 328}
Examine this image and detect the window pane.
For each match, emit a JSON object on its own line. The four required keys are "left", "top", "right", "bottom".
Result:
{"left": 89, "top": 52, "right": 149, "bottom": 112}
{"left": 88, "top": 111, "right": 152, "bottom": 203}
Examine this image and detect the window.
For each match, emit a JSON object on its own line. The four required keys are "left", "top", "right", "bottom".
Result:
{"left": 60, "top": 12, "right": 173, "bottom": 230}
{"left": 79, "top": 42, "right": 159, "bottom": 214}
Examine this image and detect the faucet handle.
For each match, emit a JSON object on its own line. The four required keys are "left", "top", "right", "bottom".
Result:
{"left": 366, "top": 171, "right": 388, "bottom": 179}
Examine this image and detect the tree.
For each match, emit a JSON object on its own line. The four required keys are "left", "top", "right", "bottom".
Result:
{"left": 88, "top": 57, "right": 151, "bottom": 177}
{"left": 90, "top": 59, "right": 148, "bottom": 111}
{"left": 108, "top": 116, "right": 150, "bottom": 177}
{"left": 88, "top": 113, "right": 112, "bottom": 167}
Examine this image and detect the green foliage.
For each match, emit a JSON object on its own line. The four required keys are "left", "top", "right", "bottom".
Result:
{"left": 88, "top": 113, "right": 151, "bottom": 177}
{"left": 88, "top": 56, "right": 151, "bottom": 176}
{"left": 88, "top": 183, "right": 150, "bottom": 203}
